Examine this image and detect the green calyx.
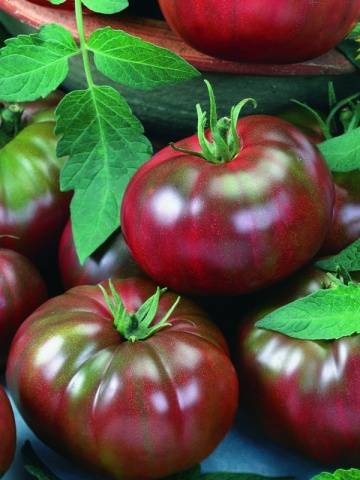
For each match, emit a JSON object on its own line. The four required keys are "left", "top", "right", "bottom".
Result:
{"left": 99, "top": 281, "right": 180, "bottom": 342}
{"left": 0, "top": 104, "right": 24, "bottom": 149}
{"left": 171, "top": 80, "right": 256, "bottom": 164}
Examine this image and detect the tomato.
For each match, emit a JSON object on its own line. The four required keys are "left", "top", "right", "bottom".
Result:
{"left": 237, "top": 266, "right": 360, "bottom": 464}
{"left": 0, "top": 98, "right": 70, "bottom": 261}
{"left": 158, "top": 0, "right": 360, "bottom": 63}
{"left": 0, "top": 249, "right": 47, "bottom": 367}
{"left": 280, "top": 107, "right": 360, "bottom": 255}
{"left": 7, "top": 277, "right": 238, "bottom": 480}
{"left": 58, "top": 220, "right": 143, "bottom": 289}
{"left": 121, "top": 110, "right": 334, "bottom": 295}
{"left": 0, "top": 386, "right": 15, "bottom": 477}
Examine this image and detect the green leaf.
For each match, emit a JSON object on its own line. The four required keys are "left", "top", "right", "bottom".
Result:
{"left": 56, "top": 85, "right": 152, "bottom": 263}
{"left": 346, "top": 23, "right": 360, "bottom": 39}
{"left": 0, "top": 24, "right": 79, "bottom": 102}
{"left": 49, "top": 0, "right": 66, "bottom": 4}
{"left": 312, "top": 469, "right": 360, "bottom": 480}
{"left": 82, "top": 0, "right": 128, "bottom": 14}
{"left": 319, "top": 128, "right": 360, "bottom": 172}
{"left": 316, "top": 238, "right": 360, "bottom": 272}
{"left": 21, "top": 441, "right": 61, "bottom": 480}
{"left": 88, "top": 27, "right": 200, "bottom": 90}
{"left": 256, "top": 283, "right": 360, "bottom": 340}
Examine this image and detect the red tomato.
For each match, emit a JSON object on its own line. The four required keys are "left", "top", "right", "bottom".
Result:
{"left": 121, "top": 115, "right": 334, "bottom": 295}
{"left": 280, "top": 107, "right": 360, "bottom": 255}
{"left": 0, "top": 97, "right": 70, "bottom": 261}
{"left": 7, "top": 277, "right": 238, "bottom": 480}
{"left": 58, "top": 221, "right": 143, "bottom": 289}
{"left": 237, "top": 266, "right": 360, "bottom": 464}
{"left": 158, "top": 0, "right": 360, "bottom": 63}
{"left": 0, "top": 249, "right": 47, "bottom": 367}
{"left": 0, "top": 386, "right": 15, "bottom": 477}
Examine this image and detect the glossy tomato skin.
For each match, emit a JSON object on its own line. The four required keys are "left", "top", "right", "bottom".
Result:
{"left": 0, "top": 386, "right": 16, "bottom": 477}
{"left": 237, "top": 266, "right": 360, "bottom": 464}
{"left": 0, "top": 99, "right": 70, "bottom": 261}
{"left": 7, "top": 278, "right": 238, "bottom": 480}
{"left": 158, "top": 0, "right": 360, "bottom": 63}
{"left": 121, "top": 116, "right": 334, "bottom": 295}
{"left": 280, "top": 107, "right": 360, "bottom": 255}
{"left": 58, "top": 221, "right": 143, "bottom": 289}
{"left": 321, "top": 172, "right": 360, "bottom": 255}
{"left": 0, "top": 249, "right": 47, "bottom": 367}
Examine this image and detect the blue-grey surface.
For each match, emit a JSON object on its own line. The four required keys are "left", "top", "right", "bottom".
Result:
{"left": 3, "top": 387, "right": 335, "bottom": 480}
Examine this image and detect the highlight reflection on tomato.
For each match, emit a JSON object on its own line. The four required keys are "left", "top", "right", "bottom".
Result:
{"left": 7, "top": 277, "right": 238, "bottom": 480}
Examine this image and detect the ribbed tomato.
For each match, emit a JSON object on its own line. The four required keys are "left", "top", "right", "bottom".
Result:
{"left": 237, "top": 266, "right": 360, "bottom": 464}
{"left": 0, "top": 248, "right": 47, "bottom": 367}
{"left": 158, "top": 0, "right": 360, "bottom": 63}
{"left": 0, "top": 386, "right": 15, "bottom": 477}
{"left": 7, "top": 277, "right": 238, "bottom": 479}
{"left": 58, "top": 221, "right": 143, "bottom": 289}
{"left": 121, "top": 88, "right": 334, "bottom": 295}
{"left": 0, "top": 98, "right": 70, "bottom": 261}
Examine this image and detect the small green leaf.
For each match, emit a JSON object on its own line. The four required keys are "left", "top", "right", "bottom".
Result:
{"left": 21, "top": 441, "right": 61, "bottom": 480}
{"left": 256, "top": 283, "right": 360, "bottom": 340}
{"left": 319, "top": 128, "right": 360, "bottom": 172}
{"left": 0, "top": 24, "right": 79, "bottom": 102}
{"left": 49, "top": 0, "right": 66, "bottom": 4}
{"left": 312, "top": 469, "right": 360, "bottom": 480}
{"left": 82, "top": 0, "right": 128, "bottom": 14}
{"left": 56, "top": 86, "right": 152, "bottom": 263}
{"left": 316, "top": 238, "right": 360, "bottom": 272}
{"left": 88, "top": 27, "right": 200, "bottom": 90}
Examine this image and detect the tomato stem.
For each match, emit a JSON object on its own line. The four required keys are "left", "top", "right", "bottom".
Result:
{"left": 99, "top": 281, "right": 180, "bottom": 342}
{"left": 75, "top": 0, "right": 94, "bottom": 88}
{"left": 171, "top": 81, "right": 256, "bottom": 164}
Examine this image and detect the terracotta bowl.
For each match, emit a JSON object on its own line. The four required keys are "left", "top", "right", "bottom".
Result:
{"left": 0, "top": 0, "right": 358, "bottom": 138}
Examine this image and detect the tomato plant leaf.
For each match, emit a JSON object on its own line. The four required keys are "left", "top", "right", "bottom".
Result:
{"left": 82, "top": 0, "right": 128, "bottom": 14}
{"left": 88, "top": 27, "right": 200, "bottom": 90}
{"left": 256, "top": 283, "right": 360, "bottom": 340}
{"left": 166, "top": 465, "right": 202, "bottom": 479}
{"left": 0, "top": 24, "right": 79, "bottom": 102}
{"left": 49, "top": 0, "right": 66, "bottom": 5}
{"left": 316, "top": 238, "right": 360, "bottom": 272}
{"left": 312, "top": 469, "right": 360, "bottom": 480}
{"left": 21, "top": 441, "right": 61, "bottom": 480}
{"left": 56, "top": 85, "right": 152, "bottom": 263}
{"left": 318, "top": 128, "right": 360, "bottom": 172}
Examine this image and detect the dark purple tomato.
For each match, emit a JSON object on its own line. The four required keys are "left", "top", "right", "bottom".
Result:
{"left": 121, "top": 115, "right": 334, "bottom": 295}
{"left": 237, "top": 266, "right": 360, "bottom": 465}
{"left": 280, "top": 107, "right": 360, "bottom": 256}
{"left": 0, "top": 386, "right": 15, "bottom": 477}
{"left": 0, "top": 248, "right": 47, "bottom": 367}
{"left": 7, "top": 277, "right": 238, "bottom": 480}
{"left": 158, "top": 0, "right": 360, "bottom": 63}
{"left": 0, "top": 97, "right": 70, "bottom": 261}
{"left": 58, "top": 221, "right": 143, "bottom": 289}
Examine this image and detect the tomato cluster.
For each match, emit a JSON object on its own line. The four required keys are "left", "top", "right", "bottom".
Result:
{"left": 1, "top": 55, "right": 360, "bottom": 479}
